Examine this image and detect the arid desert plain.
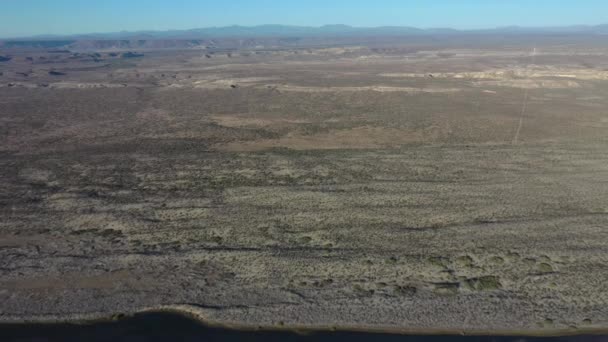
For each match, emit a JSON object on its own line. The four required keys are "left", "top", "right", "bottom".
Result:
{"left": 1, "top": 34, "right": 608, "bottom": 333}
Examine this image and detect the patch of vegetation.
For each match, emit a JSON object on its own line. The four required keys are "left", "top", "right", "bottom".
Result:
{"left": 465, "top": 276, "right": 502, "bottom": 291}
{"left": 209, "top": 235, "right": 223, "bottom": 244}
{"left": 489, "top": 256, "right": 505, "bottom": 264}
{"left": 70, "top": 229, "right": 97, "bottom": 235}
{"left": 111, "top": 313, "right": 127, "bottom": 321}
{"left": 99, "top": 229, "right": 124, "bottom": 238}
{"left": 313, "top": 278, "right": 333, "bottom": 287}
{"left": 542, "top": 318, "right": 554, "bottom": 327}
{"left": 455, "top": 255, "right": 475, "bottom": 268}
{"left": 538, "top": 263, "right": 554, "bottom": 274}
{"left": 394, "top": 285, "right": 417, "bottom": 296}
{"left": 353, "top": 283, "right": 375, "bottom": 296}
{"left": 432, "top": 282, "right": 460, "bottom": 295}
{"left": 428, "top": 256, "right": 449, "bottom": 268}
{"left": 386, "top": 256, "right": 398, "bottom": 264}
{"left": 298, "top": 236, "right": 312, "bottom": 244}
{"left": 506, "top": 251, "right": 521, "bottom": 260}
{"left": 84, "top": 189, "right": 101, "bottom": 198}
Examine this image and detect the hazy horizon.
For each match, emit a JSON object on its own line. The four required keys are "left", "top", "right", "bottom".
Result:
{"left": 3, "top": 22, "right": 608, "bottom": 40}
{"left": 2, "top": 0, "right": 608, "bottom": 39}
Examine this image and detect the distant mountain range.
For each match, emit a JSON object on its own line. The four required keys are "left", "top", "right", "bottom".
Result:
{"left": 8, "top": 24, "right": 608, "bottom": 40}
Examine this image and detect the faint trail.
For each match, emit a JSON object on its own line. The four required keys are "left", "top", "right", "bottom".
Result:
{"left": 512, "top": 46, "right": 537, "bottom": 145}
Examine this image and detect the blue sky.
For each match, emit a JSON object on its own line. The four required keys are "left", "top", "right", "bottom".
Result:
{"left": 1, "top": 0, "right": 608, "bottom": 38}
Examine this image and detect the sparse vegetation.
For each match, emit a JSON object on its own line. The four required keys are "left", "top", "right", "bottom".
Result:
{"left": 1, "top": 35, "right": 607, "bottom": 332}
{"left": 465, "top": 276, "right": 502, "bottom": 291}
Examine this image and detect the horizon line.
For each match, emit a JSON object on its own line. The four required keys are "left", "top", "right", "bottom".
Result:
{"left": 2, "top": 22, "right": 607, "bottom": 40}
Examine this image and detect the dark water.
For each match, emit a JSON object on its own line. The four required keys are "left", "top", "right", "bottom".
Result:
{"left": 1, "top": 313, "right": 607, "bottom": 342}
